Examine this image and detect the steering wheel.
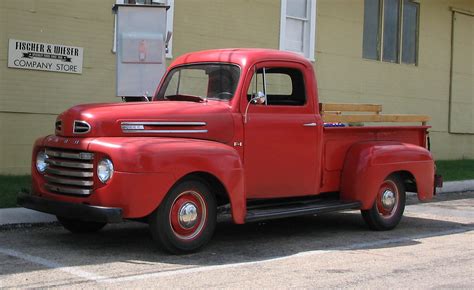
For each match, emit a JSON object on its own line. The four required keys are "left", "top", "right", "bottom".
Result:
{"left": 214, "top": 92, "right": 233, "bottom": 99}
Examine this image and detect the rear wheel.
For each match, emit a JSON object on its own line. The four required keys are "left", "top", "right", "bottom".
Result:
{"left": 57, "top": 216, "right": 107, "bottom": 233}
{"left": 361, "top": 175, "right": 406, "bottom": 231}
{"left": 149, "top": 179, "right": 217, "bottom": 254}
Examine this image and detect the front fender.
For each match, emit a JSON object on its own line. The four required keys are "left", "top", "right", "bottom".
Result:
{"left": 88, "top": 137, "right": 245, "bottom": 223}
{"left": 340, "top": 141, "right": 435, "bottom": 209}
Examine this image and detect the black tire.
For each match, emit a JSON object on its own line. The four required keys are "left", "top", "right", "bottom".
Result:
{"left": 361, "top": 174, "right": 406, "bottom": 231}
{"left": 149, "top": 179, "right": 217, "bottom": 254}
{"left": 57, "top": 216, "right": 107, "bottom": 233}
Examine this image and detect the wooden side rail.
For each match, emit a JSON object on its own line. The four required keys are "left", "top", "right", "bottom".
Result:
{"left": 320, "top": 103, "right": 430, "bottom": 125}
{"left": 320, "top": 103, "right": 382, "bottom": 114}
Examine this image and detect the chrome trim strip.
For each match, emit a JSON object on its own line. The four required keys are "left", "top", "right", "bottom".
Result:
{"left": 123, "top": 129, "right": 208, "bottom": 134}
{"left": 73, "top": 120, "right": 91, "bottom": 134}
{"left": 44, "top": 184, "right": 91, "bottom": 196}
{"left": 45, "top": 175, "right": 93, "bottom": 186}
{"left": 45, "top": 167, "right": 93, "bottom": 178}
{"left": 121, "top": 121, "right": 208, "bottom": 133}
{"left": 46, "top": 159, "right": 93, "bottom": 169}
{"left": 121, "top": 121, "right": 207, "bottom": 126}
{"left": 45, "top": 149, "right": 94, "bottom": 160}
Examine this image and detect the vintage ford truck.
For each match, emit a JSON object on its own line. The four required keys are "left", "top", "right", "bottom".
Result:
{"left": 19, "top": 49, "right": 441, "bottom": 253}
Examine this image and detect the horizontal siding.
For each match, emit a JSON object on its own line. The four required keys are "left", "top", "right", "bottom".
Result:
{"left": 0, "top": 0, "right": 473, "bottom": 173}
{"left": 0, "top": 0, "right": 116, "bottom": 115}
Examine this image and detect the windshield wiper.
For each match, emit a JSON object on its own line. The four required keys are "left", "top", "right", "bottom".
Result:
{"left": 166, "top": 94, "right": 206, "bottom": 103}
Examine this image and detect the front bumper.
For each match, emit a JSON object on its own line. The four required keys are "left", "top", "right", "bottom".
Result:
{"left": 17, "top": 192, "right": 123, "bottom": 223}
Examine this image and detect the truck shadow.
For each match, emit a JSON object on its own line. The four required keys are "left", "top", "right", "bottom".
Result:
{"left": 1, "top": 208, "right": 473, "bottom": 279}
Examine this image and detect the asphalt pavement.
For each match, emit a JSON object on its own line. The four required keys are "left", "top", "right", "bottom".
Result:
{"left": 0, "top": 191, "right": 472, "bottom": 288}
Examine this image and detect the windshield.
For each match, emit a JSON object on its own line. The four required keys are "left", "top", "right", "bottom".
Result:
{"left": 155, "top": 64, "right": 240, "bottom": 102}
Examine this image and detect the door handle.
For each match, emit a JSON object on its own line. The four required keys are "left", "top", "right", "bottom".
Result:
{"left": 303, "top": 122, "right": 317, "bottom": 127}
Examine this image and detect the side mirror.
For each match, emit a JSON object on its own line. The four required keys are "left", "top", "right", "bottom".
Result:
{"left": 244, "top": 91, "right": 266, "bottom": 124}
{"left": 251, "top": 91, "right": 266, "bottom": 104}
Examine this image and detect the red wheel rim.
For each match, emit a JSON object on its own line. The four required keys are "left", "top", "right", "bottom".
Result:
{"left": 169, "top": 190, "right": 207, "bottom": 240}
{"left": 376, "top": 180, "right": 399, "bottom": 219}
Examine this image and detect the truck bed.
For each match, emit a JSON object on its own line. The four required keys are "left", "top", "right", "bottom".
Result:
{"left": 320, "top": 125, "right": 429, "bottom": 192}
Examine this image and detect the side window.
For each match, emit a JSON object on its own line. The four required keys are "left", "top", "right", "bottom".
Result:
{"left": 247, "top": 67, "right": 306, "bottom": 106}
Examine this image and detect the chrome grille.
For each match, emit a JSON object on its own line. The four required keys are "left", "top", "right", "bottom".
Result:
{"left": 44, "top": 148, "right": 94, "bottom": 196}
{"left": 73, "top": 120, "right": 91, "bottom": 134}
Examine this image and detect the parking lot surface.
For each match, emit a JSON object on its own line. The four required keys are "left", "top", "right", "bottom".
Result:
{"left": 0, "top": 192, "right": 473, "bottom": 288}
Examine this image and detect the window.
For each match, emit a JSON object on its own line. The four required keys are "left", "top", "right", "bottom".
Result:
{"left": 247, "top": 67, "right": 306, "bottom": 106}
{"left": 279, "top": 0, "right": 316, "bottom": 60}
{"left": 383, "top": 0, "right": 401, "bottom": 62}
{"left": 156, "top": 64, "right": 240, "bottom": 101}
{"left": 362, "top": 0, "right": 419, "bottom": 65}
{"left": 113, "top": 0, "right": 174, "bottom": 58}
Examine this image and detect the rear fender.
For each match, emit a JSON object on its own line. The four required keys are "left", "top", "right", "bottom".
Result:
{"left": 340, "top": 141, "right": 435, "bottom": 209}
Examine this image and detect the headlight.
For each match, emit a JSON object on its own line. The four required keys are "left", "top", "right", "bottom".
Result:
{"left": 36, "top": 150, "right": 48, "bottom": 174}
{"left": 97, "top": 158, "right": 114, "bottom": 183}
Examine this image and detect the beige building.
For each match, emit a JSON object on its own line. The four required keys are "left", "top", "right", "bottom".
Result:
{"left": 0, "top": 0, "right": 473, "bottom": 174}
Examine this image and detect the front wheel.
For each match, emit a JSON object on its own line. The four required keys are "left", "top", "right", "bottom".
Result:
{"left": 361, "top": 175, "right": 406, "bottom": 231}
{"left": 149, "top": 179, "right": 217, "bottom": 254}
{"left": 57, "top": 216, "right": 107, "bottom": 233}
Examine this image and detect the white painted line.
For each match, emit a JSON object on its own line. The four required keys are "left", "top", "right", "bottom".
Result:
{"left": 0, "top": 247, "right": 106, "bottom": 282}
{"left": 1, "top": 227, "right": 471, "bottom": 284}
{"left": 102, "top": 227, "right": 473, "bottom": 283}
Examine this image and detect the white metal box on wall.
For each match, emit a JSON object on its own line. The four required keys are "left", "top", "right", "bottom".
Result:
{"left": 113, "top": 4, "right": 168, "bottom": 98}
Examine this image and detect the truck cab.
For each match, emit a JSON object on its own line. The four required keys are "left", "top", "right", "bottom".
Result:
{"left": 19, "top": 49, "right": 438, "bottom": 254}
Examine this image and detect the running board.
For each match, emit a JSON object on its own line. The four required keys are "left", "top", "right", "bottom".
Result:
{"left": 245, "top": 200, "right": 361, "bottom": 223}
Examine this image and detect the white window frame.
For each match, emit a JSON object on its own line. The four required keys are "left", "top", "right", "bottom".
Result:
{"left": 165, "top": 0, "right": 174, "bottom": 59}
{"left": 279, "top": 0, "right": 316, "bottom": 61}
{"left": 113, "top": 0, "right": 174, "bottom": 59}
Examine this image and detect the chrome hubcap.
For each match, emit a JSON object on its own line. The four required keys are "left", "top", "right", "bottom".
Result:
{"left": 381, "top": 189, "right": 396, "bottom": 209}
{"left": 178, "top": 202, "right": 198, "bottom": 228}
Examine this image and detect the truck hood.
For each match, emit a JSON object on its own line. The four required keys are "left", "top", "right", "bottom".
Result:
{"left": 55, "top": 101, "right": 235, "bottom": 143}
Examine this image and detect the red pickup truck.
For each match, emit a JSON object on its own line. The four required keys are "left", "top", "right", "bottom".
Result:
{"left": 19, "top": 49, "right": 440, "bottom": 254}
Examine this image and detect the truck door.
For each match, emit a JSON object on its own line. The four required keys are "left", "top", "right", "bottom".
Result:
{"left": 242, "top": 61, "right": 319, "bottom": 199}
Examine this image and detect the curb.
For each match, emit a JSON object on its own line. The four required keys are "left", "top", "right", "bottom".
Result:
{"left": 0, "top": 208, "right": 57, "bottom": 227}
{"left": 436, "top": 180, "right": 474, "bottom": 194}
{"left": 1, "top": 180, "right": 473, "bottom": 227}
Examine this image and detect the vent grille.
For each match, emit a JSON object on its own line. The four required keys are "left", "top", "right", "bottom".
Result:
{"left": 73, "top": 120, "right": 91, "bottom": 134}
{"left": 55, "top": 120, "right": 62, "bottom": 132}
{"left": 44, "top": 148, "right": 94, "bottom": 196}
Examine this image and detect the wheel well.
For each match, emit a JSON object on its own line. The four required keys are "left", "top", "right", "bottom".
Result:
{"left": 179, "top": 172, "right": 230, "bottom": 207}
{"left": 390, "top": 171, "right": 417, "bottom": 193}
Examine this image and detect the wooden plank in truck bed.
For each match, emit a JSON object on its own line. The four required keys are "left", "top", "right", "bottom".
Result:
{"left": 320, "top": 103, "right": 382, "bottom": 113}
{"left": 322, "top": 114, "right": 431, "bottom": 124}
{"left": 320, "top": 103, "right": 430, "bottom": 125}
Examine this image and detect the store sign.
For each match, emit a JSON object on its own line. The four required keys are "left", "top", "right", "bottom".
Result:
{"left": 8, "top": 39, "right": 83, "bottom": 74}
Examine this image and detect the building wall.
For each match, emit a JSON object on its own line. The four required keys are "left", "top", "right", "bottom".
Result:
{"left": 0, "top": 0, "right": 472, "bottom": 174}
{"left": 314, "top": 0, "right": 473, "bottom": 160}
{"left": 0, "top": 0, "right": 116, "bottom": 174}
{"left": 170, "top": 0, "right": 473, "bottom": 160}
{"left": 172, "top": 0, "right": 280, "bottom": 55}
